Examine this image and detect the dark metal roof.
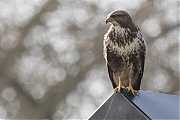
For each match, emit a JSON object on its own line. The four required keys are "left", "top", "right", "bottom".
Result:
{"left": 88, "top": 90, "right": 180, "bottom": 120}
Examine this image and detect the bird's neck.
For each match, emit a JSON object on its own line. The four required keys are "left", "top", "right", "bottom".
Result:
{"left": 107, "top": 24, "right": 137, "bottom": 46}
{"left": 111, "top": 25, "right": 127, "bottom": 35}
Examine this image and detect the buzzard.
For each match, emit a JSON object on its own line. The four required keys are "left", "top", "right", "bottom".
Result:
{"left": 103, "top": 10, "right": 147, "bottom": 95}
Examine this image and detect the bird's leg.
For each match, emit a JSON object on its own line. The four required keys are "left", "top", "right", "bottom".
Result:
{"left": 114, "top": 77, "right": 125, "bottom": 92}
{"left": 126, "top": 79, "right": 138, "bottom": 95}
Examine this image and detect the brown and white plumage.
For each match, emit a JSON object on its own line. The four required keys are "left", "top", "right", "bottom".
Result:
{"left": 103, "top": 10, "right": 147, "bottom": 95}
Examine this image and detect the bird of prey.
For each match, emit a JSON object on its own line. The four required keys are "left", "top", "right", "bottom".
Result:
{"left": 103, "top": 10, "right": 147, "bottom": 95}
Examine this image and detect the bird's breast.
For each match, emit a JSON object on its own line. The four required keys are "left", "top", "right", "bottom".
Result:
{"left": 109, "top": 37, "right": 141, "bottom": 58}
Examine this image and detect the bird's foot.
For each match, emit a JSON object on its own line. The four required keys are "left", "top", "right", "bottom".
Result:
{"left": 114, "top": 84, "right": 125, "bottom": 92}
{"left": 126, "top": 85, "right": 138, "bottom": 96}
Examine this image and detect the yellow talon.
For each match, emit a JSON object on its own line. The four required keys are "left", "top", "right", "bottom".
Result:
{"left": 114, "top": 80, "right": 125, "bottom": 92}
{"left": 126, "top": 85, "right": 138, "bottom": 95}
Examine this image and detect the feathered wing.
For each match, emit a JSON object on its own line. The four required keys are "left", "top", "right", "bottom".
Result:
{"left": 107, "top": 63, "right": 116, "bottom": 89}
{"left": 132, "top": 26, "right": 146, "bottom": 90}
{"left": 104, "top": 31, "right": 117, "bottom": 89}
{"left": 133, "top": 50, "right": 146, "bottom": 90}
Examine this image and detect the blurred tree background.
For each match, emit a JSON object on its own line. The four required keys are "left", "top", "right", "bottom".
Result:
{"left": 0, "top": 0, "right": 179, "bottom": 119}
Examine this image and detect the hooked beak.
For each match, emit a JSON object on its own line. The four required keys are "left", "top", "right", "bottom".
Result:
{"left": 105, "top": 19, "right": 109, "bottom": 24}
{"left": 105, "top": 17, "right": 111, "bottom": 24}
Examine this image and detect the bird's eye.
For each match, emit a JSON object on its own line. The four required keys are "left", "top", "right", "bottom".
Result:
{"left": 111, "top": 15, "right": 117, "bottom": 19}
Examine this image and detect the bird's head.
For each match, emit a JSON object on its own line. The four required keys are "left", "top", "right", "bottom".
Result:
{"left": 105, "top": 10, "right": 132, "bottom": 26}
